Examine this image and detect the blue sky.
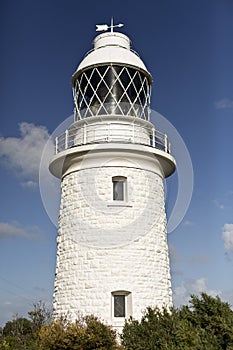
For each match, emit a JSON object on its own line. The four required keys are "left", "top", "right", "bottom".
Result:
{"left": 0, "top": 0, "right": 233, "bottom": 326}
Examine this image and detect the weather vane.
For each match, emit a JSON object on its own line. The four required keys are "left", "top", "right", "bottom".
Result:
{"left": 96, "top": 17, "right": 124, "bottom": 33}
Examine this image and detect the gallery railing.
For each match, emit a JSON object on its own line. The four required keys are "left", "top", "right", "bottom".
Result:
{"left": 55, "top": 122, "right": 170, "bottom": 155}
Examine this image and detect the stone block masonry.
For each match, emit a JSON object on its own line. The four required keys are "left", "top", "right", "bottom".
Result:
{"left": 53, "top": 162, "right": 172, "bottom": 328}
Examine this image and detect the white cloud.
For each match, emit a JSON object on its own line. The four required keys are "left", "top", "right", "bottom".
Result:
{"left": 221, "top": 290, "right": 233, "bottom": 308}
{"left": 213, "top": 199, "right": 224, "bottom": 210}
{"left": 173, "top": 278, "right": 220, "bottom": 307}
{"left": 0, "top": 221, "right": 41, "bottom": 239}
{"left": 222, "top": 224, "right": 233, "bottom": 252}
{"left": 0, "top": 122, "right": 51, "bottom": 187}
{"left": 21, "top": 180, "right": 38, "bottom": 189}
{"left": 214, "top": 98, "right": 233, "bottom": 110}
{"left": 182, "top": 220, "right": 194, "bottom": 226}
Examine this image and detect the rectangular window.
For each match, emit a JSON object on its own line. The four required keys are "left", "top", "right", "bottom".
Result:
{"left": 112, "top": 176, "right": 126, "bottom": 201}
{"left": 113, "top": 295, "right": 125, "bottom": 317}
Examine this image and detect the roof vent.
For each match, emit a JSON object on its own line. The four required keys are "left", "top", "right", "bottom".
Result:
{"left": 94, "top": 32, "right": 130, "bottom": 50}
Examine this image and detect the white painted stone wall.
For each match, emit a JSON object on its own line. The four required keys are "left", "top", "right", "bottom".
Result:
{"left": 53, "top": 153, "right": 172, "bottom": 330}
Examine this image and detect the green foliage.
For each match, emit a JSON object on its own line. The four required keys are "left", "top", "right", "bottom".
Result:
{"left": 0, "top": 316, "right": 37, "bottom": 350}
{"left": 1, "top": 294, "right": 232, "bottom": 349}
{"left": 121, "top": 293, "right": 233, "bottom": 350}
{"left": 39, "top": 315, "right": 121, "bottom": 350}
{"left": 28, "top": 300, "right": 52, "bottom": 333}
{"left": 0, "top": 301, "right": 51, "bottom": 350}
{"left": 0, "top": 309, "right": 121, "bottom": 349}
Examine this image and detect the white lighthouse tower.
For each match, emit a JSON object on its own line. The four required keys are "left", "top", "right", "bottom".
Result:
{"left": 49, "top": 23, "right": 176, "bottom": 331}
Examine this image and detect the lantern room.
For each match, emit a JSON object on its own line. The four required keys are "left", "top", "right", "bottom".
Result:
{"left": 72, "top": 32, "right": 152, "bottom": 121}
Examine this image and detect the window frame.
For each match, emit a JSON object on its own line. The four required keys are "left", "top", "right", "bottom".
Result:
{"left": 111, "top": 291, "right": 132, "bottom": 319}
{"left": 112, "top": 176, "right": 127, "bottom": 202}
{"left": 113, "top": 294, "right": 126, "bottom": 317}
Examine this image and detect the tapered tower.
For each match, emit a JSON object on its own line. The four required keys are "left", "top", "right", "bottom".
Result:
{"left": 49, "top": 23, "right": 176, "bottom": 331}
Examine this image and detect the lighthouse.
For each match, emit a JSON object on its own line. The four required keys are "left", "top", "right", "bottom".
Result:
{"left": 49, "top": 22, "right": 176, "bottom": 331}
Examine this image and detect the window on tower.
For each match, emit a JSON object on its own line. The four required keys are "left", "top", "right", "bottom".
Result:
{"left": 111, "top": 291, "right": 132, "bottom": 319}
{"left": 112, "top": 176, "right": 127, "bottom": 201}
{"left": 114, "top": 295, "right": 125, "bottom": 317}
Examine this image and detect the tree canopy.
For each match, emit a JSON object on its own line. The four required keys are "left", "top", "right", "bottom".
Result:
{"left": 0, "top": 293, "right": 232, "bottom": 349}
{"left": 121, "top": 293, "right": 233, "bottom": 350}
{"left": 0, "top": 304, "right": 121, "bottom": 350}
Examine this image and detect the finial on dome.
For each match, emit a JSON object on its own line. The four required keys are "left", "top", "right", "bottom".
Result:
{"left": 96, "top": 17, "right": 124, "bottom": 33}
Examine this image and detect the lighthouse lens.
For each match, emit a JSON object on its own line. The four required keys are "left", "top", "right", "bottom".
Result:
{"left": 74, "top": 65, "right": 150, "bottom": 120}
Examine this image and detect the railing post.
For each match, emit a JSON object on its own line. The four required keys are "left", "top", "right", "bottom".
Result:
{"left": 83, "top": 124, "right": 87, "bottom": 144}
{"left": 65, "top": 130, "right": 69, "bottom": 149}
{"left": 164, "top": 134, "right": 168, "bottom": 153}
{"left": 55, "top": 137, "right": 58, "bottom": 154}
{"left": 152, "top": 129, "right": 156, "bottom": 147}
{"left": 107, "top": 122, "right": 110, "bottom": 142}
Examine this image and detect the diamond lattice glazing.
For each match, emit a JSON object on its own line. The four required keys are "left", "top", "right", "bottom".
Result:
{"left": 73, "top": 65, "right": 151, "bottom": 120}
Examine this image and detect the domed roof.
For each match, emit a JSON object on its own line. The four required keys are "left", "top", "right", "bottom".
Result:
{"left": 72, "top": 32, "right": 152, "bottom": 85}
